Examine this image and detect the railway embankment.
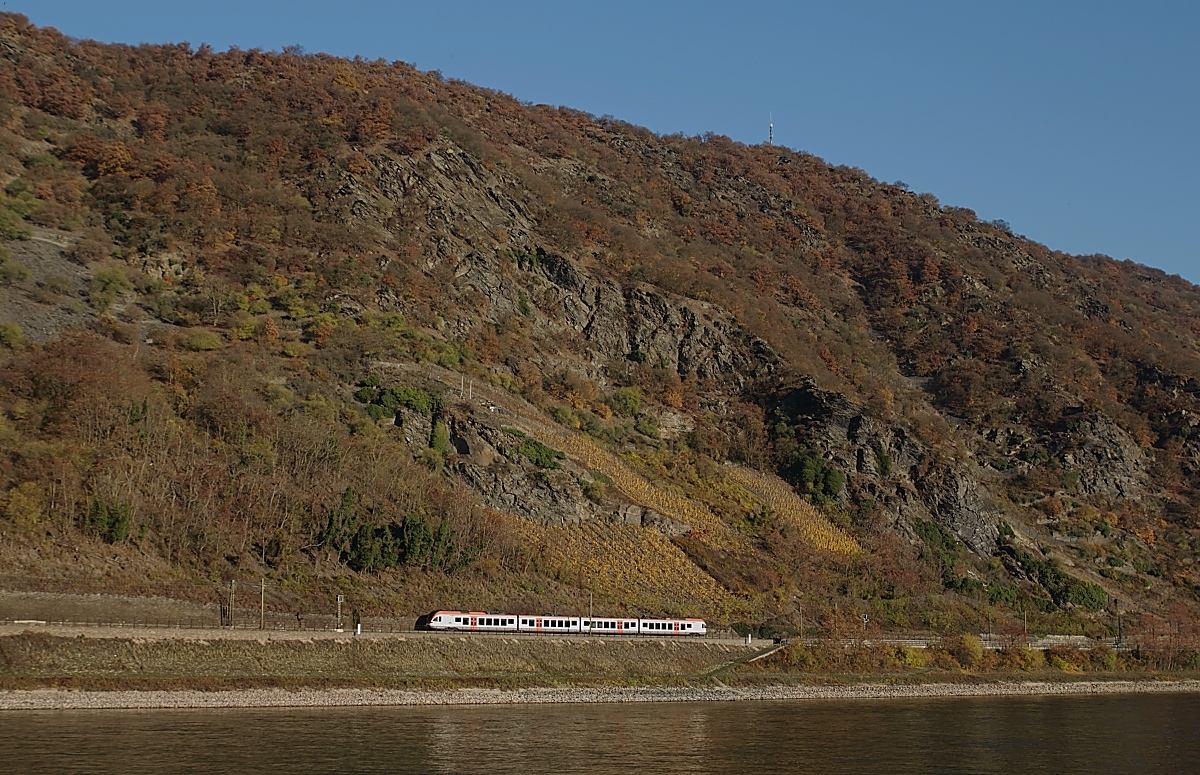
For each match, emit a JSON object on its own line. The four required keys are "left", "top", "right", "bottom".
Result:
{"left": 3, "top": 626, "right": 1199, "bottom": 710}
{"left": 0, "top": 627, "right": 758, "bottom": 692}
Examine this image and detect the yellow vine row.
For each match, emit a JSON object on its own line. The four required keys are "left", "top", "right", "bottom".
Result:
{"left": 407, "top": 363, "right": 739, "bottom": 550}
{"left": 726, "top": 465, "right": 861, "bottom": 555}
{"left": 525, "top": 425, "right": 738, "bottom": 549}
{"left": 513, "top": 519, "right": 733, "bottom": 610}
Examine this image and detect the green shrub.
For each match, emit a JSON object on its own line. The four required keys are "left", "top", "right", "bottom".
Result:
{"left": 318, "top": 488, "right": 480, "bottom": 573}
{"left": 954, "top": 634, "right": 985, "bottom": 668}
{"left": 517, "top": 438, "right": 564, "bottom": 469}
{"left": 182, "top": 330, "right": 224, "bottom": 351}
{"left": 83, "top": 500, "right": 130, "bottom": 543}
{"left": 873, "top": 445, "right": 892, "bottom": 477}
{"left": 379, "top": 385, "right": 438, "bottom": 416}
{"left": 0, "top": 248, "right": 30, "bottom": 285}
{"left": 1018, "top": 648, "right": 1045, "bottom": 671}
{"left": 987, "top": 583, "right": 1020, "bottom": 606}
{"left": 1011, "top": 548, "right": 1108, "bottom": 611}
{"left": 0, "top": 191, "right": 34, "bottom": 240}
{"left": 550, "top": 404, "right": 578, "bottom": 428}
{"left": 914, "top": 518, "right": 960, "bottom": 587}
{"left": 582, "top": 479, "right": 607, "bottom": 501}
{"left": 783, "top": 448, "right": 846, "bottom": 502}
{"left": 87, "top": 267, "right": 133, "bottom": 311}
{"left": 430, "top": 420, "right": 451, "bottom": 456}
{"left": 609, "top": 387, "right": 642, "bottom": 417}
{"left": 895, "top": 645, "right": 926, "bottom": 668}
{"left": 0, "top": 322, "right": 22, "bottom": 349}
{"left": 635, "top": 414, "right": 660, "bottom": 439}
{"left": 577, "top": 410, "right": 601, "bottom": 435}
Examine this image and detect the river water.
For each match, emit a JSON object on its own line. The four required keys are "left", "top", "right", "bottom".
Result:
{"left": 3, "top": 693, "right": 1198, "bottom": 774}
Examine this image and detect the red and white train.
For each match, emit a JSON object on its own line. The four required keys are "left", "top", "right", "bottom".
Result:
{"left": 418, "top": 610, "right": 707, "bottom": 636}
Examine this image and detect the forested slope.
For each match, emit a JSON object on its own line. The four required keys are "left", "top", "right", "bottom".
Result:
{"left": 1, "top": 14, "right": 1197, "bottom": 638}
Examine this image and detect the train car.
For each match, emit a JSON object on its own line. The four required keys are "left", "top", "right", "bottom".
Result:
{"left": 580, "top": 617, "right": 640, "bottom": 634}
{"left": 419, "top": 610, "right": 707, "bottom": 636}
{"left": 516, "top": 615, "right": 581, "bottom": 633}
{"left": 638, "top": 617, "right": 707, "bottom": 636}
{"left": 421, "top": 610, "right": 519, "bottom": 632}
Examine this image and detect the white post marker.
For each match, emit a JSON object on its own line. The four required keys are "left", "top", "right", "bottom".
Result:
{"left": 356, "top": 622, "right": 361, "bottom": 636}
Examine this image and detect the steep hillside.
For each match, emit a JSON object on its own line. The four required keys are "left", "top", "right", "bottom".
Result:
{"left": 0, "top": 14, "right": 1197, "bottom": 638}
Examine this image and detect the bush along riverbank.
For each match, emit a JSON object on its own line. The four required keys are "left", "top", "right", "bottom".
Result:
{"left": 732, "top": 634, "right": 1200, "bottom": 682}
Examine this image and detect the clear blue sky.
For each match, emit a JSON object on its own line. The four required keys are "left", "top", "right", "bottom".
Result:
{"left": 19, "top": 1, "right": 1200, "bottom": 284}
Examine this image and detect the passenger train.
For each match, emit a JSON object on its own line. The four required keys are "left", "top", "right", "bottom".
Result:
{"left": 418, "top": 610, "right": 707, "bottom": 636}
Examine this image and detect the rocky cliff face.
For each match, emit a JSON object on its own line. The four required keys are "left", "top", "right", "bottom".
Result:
{"left": 781, "top": 382, "right": 1001, "bottom": 555}
{"left": 353, "top": 139, "right": 777, "bottom": 391}
{"left": 1052, "top": 413, "right": 1149, "bottom": 500}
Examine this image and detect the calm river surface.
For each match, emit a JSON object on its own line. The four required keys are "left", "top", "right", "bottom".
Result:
{"left": 3, "top": 693, "right": 1198, "bottom": 774}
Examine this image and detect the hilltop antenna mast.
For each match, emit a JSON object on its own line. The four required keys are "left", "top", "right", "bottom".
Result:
{"left": 768, "top": 112, "right": 773, "bottom": 145}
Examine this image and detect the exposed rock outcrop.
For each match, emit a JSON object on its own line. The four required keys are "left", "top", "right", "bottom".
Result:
{"left": 781, "top": 381, "right": 1001, "bottom": 555}
{"left": 1052, "top": 412, "right": 1149, "bottom": 499}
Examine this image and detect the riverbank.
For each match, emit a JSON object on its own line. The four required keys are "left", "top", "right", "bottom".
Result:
{"left": 3, "top": 680, "right": 1199, "bottom": 710}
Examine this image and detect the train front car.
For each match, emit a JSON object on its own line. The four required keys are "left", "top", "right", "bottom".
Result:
{"left": 420, "top": 610, "right": 461, "bottom": 630}
{"left": 639, "top": 617, "right": 707, "bottom": 636}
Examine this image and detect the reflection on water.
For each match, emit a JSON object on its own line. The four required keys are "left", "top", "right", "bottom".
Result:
{"left": 2, "top": 693, "right": 1199, "bottom": 774}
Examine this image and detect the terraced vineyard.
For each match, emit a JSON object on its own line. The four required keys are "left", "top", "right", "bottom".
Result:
{"left": 726, "top": 466, "right": 861, "bottom": 555}
{"left": 527, "top": 426, "right": 740, "bottom": 549}
{"left": 389, "top": 362, "right": 744, "bottom": 549}
{"left": 512, "top": 519, "right": 737, "bottom": 614}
